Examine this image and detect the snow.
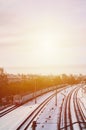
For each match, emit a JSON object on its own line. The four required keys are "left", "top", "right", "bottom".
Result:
{"left": 32, "top": 98, "right": 59, "bottom": 130}
{"left": 70, "top": 87, "right": 80, "bottom": 130}
{"left": 77, "top": 87, "right": 86, "bottom": 121}
{"left": 28, "top": 86, "right": 75, "bottom": 130}
{"left": 0, "top": 84, "right": 86, "bottom": 130}
{"left": 0, "top": 105, "right": 15, "bottom": 114}
{"left": 0, "top": 91, "right": 54, "bottom": 130}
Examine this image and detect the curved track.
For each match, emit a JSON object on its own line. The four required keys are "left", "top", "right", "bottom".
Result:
{"left": 73, "top": 88, "right": 86, "bottom": 130}
{"left": 59, "top": 88, "right": 75, "bottom": 130}
{"left": 58, "top": 86, "right": 86, "bottom": 130}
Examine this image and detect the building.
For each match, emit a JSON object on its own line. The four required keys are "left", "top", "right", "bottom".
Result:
{"left": 0, "top": 68, "right": 4, "bottom": 75}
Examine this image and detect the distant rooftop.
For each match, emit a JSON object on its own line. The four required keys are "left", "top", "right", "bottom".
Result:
{"left": 0, "top": 68, "right": 4, "bottom": 75}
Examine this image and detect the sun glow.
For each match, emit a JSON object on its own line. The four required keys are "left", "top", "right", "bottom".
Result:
{"left": 18, "top": 25, "right": 72, "bottom": 69}
{"left": 21, "top": 28, "right": 69, "bottom": 68}
{"left": 31, "top": 31, "right": 65, "bottom": 66}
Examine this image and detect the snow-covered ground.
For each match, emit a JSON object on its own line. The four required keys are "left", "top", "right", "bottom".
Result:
{"left": 0, "top": 105, "right": 15, "bottom": 114}
{"left": 77, "top": 86, "right": 86, "bottom": 121}
{"left": 29, "top": 85, "right": 86, "bottom": 130}
{"left": 28, "top": 86, "right": 76, "bottom": 130}
{"left": 0, "top": 84, "right": 86, "bottom": 130}
{"left": 70, "top": 87, "right": 80, "bottom": 130}
{"left": 0, "top": 91, "right": 55, "bottom": 130}
{"left": 0, "top": 104, "right": 13, "bottom": 111}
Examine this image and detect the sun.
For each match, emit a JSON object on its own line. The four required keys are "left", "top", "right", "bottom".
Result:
{"left": 23, "top": 30, "right": 67, "bottom": 67}
{"left": 35, "top": 31, "right": 62, "bottom": 66}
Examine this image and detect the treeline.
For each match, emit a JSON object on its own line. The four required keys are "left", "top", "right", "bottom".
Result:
{"left": 0, "top": 74, "right": 84, "bottom": 100}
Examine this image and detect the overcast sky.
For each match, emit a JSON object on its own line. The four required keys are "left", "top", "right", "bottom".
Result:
{"left": 0, "top": 0, "right": 86, "bottom": 74}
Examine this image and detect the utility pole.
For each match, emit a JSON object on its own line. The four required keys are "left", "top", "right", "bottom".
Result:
{"left": 35, "top": 78, "right": 37, "bottom": 104}
{"left": 55, "top": 87, "right": 57, "bottom": 106}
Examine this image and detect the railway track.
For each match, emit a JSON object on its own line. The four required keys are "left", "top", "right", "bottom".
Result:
{"left": 0, "top": 85, "right": 68, "bottom": 119}
{"left": 16, "top": 93, "right": 56, "bottom": 130}
{"left": 0, "top": 87, "right": 62, "bottom": 118}
{"left": 16, "top": 87, "right": 68, "bottom": 130}
{"left": 59, "top": 88, "right": 75, "bottom": 130}
{"left": 59, "top": 86, "right": 86, "bottom": 130}
{"left": 64, "top": 89, "right": 74, "bottom": 130}
{"left": 73, "top": 88, "right": 86, "bottom": 130}
{"left": 0, "top": 105, "right": 17, "bottom": 117}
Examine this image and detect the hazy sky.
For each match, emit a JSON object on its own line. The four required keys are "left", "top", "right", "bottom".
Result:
{"left": 0, "top": 0, "right": 86, "bottom": 74}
